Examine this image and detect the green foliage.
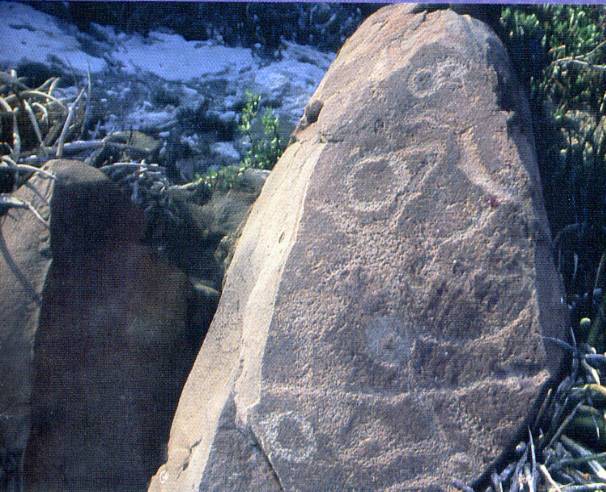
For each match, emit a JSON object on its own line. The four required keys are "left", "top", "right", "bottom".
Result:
{"left": 194, "top": 90, "right": 285, "bottom": 194}
{"left": 193, "top": 164, "right": 246, "bottom": 193}
{"left": 501, "top": 6, "right": 606, "bottom": 299}
{"left": 238, "top": 90, "right": 261, "bottom": 135}
{"left": 239, "top": 90, "right": 285, "bottom": 171}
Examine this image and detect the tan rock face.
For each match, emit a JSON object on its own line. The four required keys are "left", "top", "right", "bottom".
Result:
{"left": 0, "top": 160, "right": 192, "bottom": 490}
{"left": 151, "top": 6, "right": 567, "bottom": 491}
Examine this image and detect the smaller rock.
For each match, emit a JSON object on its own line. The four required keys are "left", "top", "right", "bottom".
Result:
{"left": 210, "top": 142, "right": 241, "bottom": 164}
{"left": 218, "top": 110, "right": 237, "bottom": 124}
{"left": 295, "top": 99, "right": 324, "bottom": 134}
{"left": 239, "top": 168, "right": 271, "bottom": 193}
{"left": 160, "top": 167, "right": 269, "bottom": 286}
{"left": 304, "top": 99, "right": 323, "bottom": 124}
{"left": 0, "top": 160, "right": 196, "bottom": 491}
{"left": 189, "top": 280, "right": 221, "bottom": 336}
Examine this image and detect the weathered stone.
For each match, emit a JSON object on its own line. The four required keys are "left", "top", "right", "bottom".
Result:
{"left": 151, "top": 5, "right": 567, "bottom": 491}
{"left": 0, "top": 166, "right": 53, "bottom": 491}
{"left": 164, "top": 168, "right": 270, "bottom": 289}
{"left": 0, "top": 160, "right": 192, "bottom": 490}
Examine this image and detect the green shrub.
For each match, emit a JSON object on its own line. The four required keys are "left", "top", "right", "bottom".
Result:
{"left": 194, "top": 90, "right": 285, "bottom": 193}
{"left": 194, "top": 164, "right": 246, "bottom": 193}
{"left": 501, "top": 6, "right": 606, "bottom": 301}
{"left": 239, "top": 90, "right": 285, "bottom": 171}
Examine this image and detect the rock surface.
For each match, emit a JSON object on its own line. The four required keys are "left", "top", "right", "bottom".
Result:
{"left": 161, "top": 168, "right": 270, "bottom": 344}
{"left": 151, "top": 5, "right": 568, "bottom": 491}
{"left": 0, "top": 160, "right": 193, "bottom": 490}
{"left": 0, "top": 165, "right": 54, "bottom": 491}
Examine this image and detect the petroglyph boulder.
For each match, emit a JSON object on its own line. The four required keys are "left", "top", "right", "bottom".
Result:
{"left": 151, "top": 5, "right": 567, "bottom": 490}
{"left": 0, "top": 160, "right": 192, "bottom": 490}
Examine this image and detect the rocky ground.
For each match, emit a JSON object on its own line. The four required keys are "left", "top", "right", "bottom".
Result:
{"left": 0, "top": 2, "right": 335, "bottom": 181}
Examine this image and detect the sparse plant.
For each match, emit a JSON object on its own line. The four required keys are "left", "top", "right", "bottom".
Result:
{"left": 193, "top": 164, "right": 246, "bottom": 194}
{"left": 0, "top": 69, "right": 89, "bottom": 225}
{"left": 238, "top": 90, "right": 260, "bottom": 136}
{"left": 239, "top": 90, "right": 285, "bottom": 171}
{"left": 193, "top": 90, "right": 285, "bottom": 194}
{"left": 501, "top": 6, "right": 606, "bottom": 303}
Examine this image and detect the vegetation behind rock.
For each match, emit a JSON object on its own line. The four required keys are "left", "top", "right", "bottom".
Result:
{"left": 500, "top": 5, "right": 606, "bottom": 309}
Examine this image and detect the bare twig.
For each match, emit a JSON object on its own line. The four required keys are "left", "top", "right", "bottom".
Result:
{"left": 22, "top": 99, "right": 45, "bottom": 151}
{"left": 540, "top": 464, "right": 562, "bottom": 492}
{"left": 3, "top": 90, "right": 67, "bottom": 110}
{"left": 560, "top": 484, "right": 606, "bottom": 491}
{"left": 560, "top": 435, "right": 606, "bottom": 481}
{"left": 0, "top": 94, "right": 11, "bottom": 112}
{"left": 578, "top": 40, "right": 606, "bottom": 62}
{"left": 0, "top": 162, "right": 55, "bottom": 181}
{"left": 31, "top": 102, "right": 48, "bottom": 123}
{"left": 0, "top": 195, "right": 48, "bottom": 228}
{"left": 545, "top": 400, "right": 584, "bottom": 451}
{"left": 56, "top": 88, "right": 85, "bottom": 158}
{"left": 11, "top": 111, "right": 21, "bottom": 165}
{"left": 79, "top": 66, "right": 93, "bottom": 140}
{"left": 48, "top": 78, "right": 60, "bottom": 97}
{"left": 553, "top": 58, "right": 606, "bottom": 73}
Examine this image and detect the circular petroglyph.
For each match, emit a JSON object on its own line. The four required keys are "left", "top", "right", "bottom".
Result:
{"left": 410, "top": 68, "right": 436, "bottom": 98}
{"left": 408, "top": 58, "right": 470, "bottom": 99}
{"left": 437, "top": 59, "right": 469, "bottom": 85}
{"left": 259, "top": 411, "right": 317, "bottom": 463}
{"left": 365, "top": 315, "right": 413, "bottom": 367}
{"left": 345, "top": 155, "right": 411, "bottom": 215}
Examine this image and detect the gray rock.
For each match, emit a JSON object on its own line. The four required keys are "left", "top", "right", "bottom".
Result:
{"left": 210, "top": 141, "right": 241, "bottom": 164}
{"left": 151, "top": 5, "right": 567, "bottom": 491}
{"left": 0, "top": 160, "right": 192, "bottom": 491}
{"left": 0, "top": 166, "right": 53, "bottom": 491}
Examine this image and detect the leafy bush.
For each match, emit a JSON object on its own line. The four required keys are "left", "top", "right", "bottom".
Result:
{"left": 192, "top": 90, "right": 284, "bottom": 194}
{"left": 239, "top": 90, "right": 284, "bottom": 171}
{"left": 194, "top": 164, "right": 245, "bottom": 193}
{"left": 501, "top": 6, "right": 606, "bottom": 303}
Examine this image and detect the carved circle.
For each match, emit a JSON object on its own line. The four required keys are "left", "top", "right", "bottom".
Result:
{"left": 259, "top": 411, "right": 317, "bottom": 463}
{"left": 407, "top": 58, "right": 470, "bottom": 99}
{"left": 410, "top": 68, "right": 435, "bottom": 98}
{"left": 345, "top": 155, "right": 410, "bottom": 215}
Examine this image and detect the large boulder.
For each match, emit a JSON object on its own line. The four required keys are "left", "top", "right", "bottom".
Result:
{"left": 151, "top": 5, "right": 568, "bottom": 491}
{"left": 0, "top": 160, "right": 193, "bottom": 491}
{"left": 0, "top": 165, "right": 54, "bottom": 490}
